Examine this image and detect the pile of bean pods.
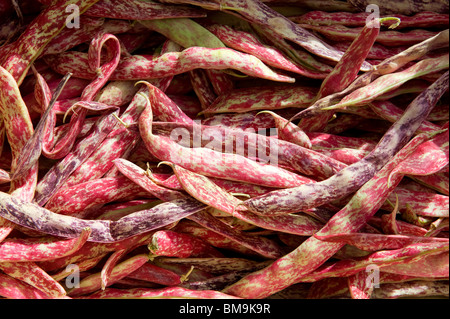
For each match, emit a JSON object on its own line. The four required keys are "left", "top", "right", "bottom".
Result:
{"left": 0, "top": 0, "right": 448, "bottom": 299}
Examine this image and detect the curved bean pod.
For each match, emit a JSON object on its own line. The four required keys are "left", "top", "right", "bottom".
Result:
{"left": 242, "top": 71, "right": 448, "bottom": 216}
{"left": 45, "top": 46, "right": 295, "bottom": 83}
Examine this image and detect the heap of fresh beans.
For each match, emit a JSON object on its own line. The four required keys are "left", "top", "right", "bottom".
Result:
{"left": 0, "top": 0, "right": 448, "bottom": 299}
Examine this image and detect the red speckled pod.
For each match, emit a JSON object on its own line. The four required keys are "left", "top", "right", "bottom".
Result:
{"left": 113, "top": 158, "right": 186, "bottom": 202}
{"left": 201, "top": 85, "right": 317, "bottom": 114}
{"left": 241, "top": 72, "right": 448, "bottom": 216}
{"left": 126, "top": 262, "right": 182, "bottom": 286}
{"left": 84, "top": 0, "right": 206, "bottom": 20}
{"left": 290, "top": 30, "right": 449, "bottom": 122}
{"left": 68, "top": 253, "right": 149, "bottom": 297}
{"left": 299, "top": 17, "right": 394, "bottom": 132}
{"left": 148, "top": 230, "right": 224, "bottom": 258}
{"left": 188, "top": 210, "right": 284, "bottom": 259}
{"left": 139, "top": 89, "right": 312, "bottom": 188}
{"left": 0, "top": 262, "right": 66, "bottom": 298}
{"left": 81, "top": 286, "right": 240, "bottom": 299}
{"left": 0, "top": 272, "right": 52, "bottom": 299}
{"left": 0, "top": 228, "right": 90, "bottom": 262}
{"left": 314, "top": 233, "right": 448, "bottom": 251}
{"left": 223, "top": 123, "right": 446, "bottom": 298}
{"left": 45, "top": 46, "right": 296, "bottom": 83}
{"left": 160, "top": 0, "right": 371, "bottom": 69}
{"left": 0, "top": 0, "right": 100, "bottom": 85}
{"left": 206, "top": 23, "right": 327, "bottom": 78}
{"left": 299, "top": 24, "right": 438, "bottom": 46}
{"left": 290, "top": 11, "right": 449, "bottom": 29}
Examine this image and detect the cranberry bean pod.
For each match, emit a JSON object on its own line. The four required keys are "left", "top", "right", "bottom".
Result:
{"left": 314, "top": 148, "right": 369, "bottom": 165}
{"left": 155, "top": 257, "right": 269, "bottom": 275}
{"left": 207, "top": 178, "right": 275, "bottom": 198}
{"left": 43, "top": 175, "right": 153, "bottom": 217}
{"left": 165, "top": 161, "right": 323, "bottom": 235}
{"left": 241, "top": 71, "right": 449, "bottom": 216}
{"left": 0, "top": 66, "right": 37, "bottom": 201}
{"left": 100, "top": 248, "right": 131, "bottom": 289}
{"left": 293, "top": 54, "right": 449, "bottom": 121}
{"left": 387, "top": 126, "right": 449, "bottom": 181}
{"left": 113, "top": 158, "right": 186, "bottom": 201}
{"left": 380, "top": 251, "right": 449, "bottom": 278}
{"left": 0, "top": 272, "right": 51, "bottom": 299}
{"left": 93, "top": 200, "right": 160, "bottom": 221}
{"left": 68, "top": 253, "right": 149, "bottom": 297}
{"left": 152, "top": 121, "right": 346, "bottom": 179}
{"left": 0, "top": 262, "right": 66, "bottom": 298}
{"left": 62, "top": 126, "right": 140, "bottom": 189}
{"left": 258, "top": 110, "right": 312, "bottom": 148}
{"left": 0, "top": 228, "right": 90, "bottom": 262}
{"left": 201, "top": 112, "right": 275, "bottom": 131}
{"left": 139, "top": 92, "right": 312, "bottom": 188}
{"left": 0, "top": 0, "right": 100, "bottom": 84}
{"left": 160, "top": 0, "right": 370, "bottom": 68}
{"left": 163, "top": 162, "right": 241, "bottom": 214}
{"left": 126, "top": 262, "right": 182, "bottom": 286}
{"left": 38, "top": 232, "right": 153, "bottom": 272}
{"left": 146, "top": 172, "right": 184, "bottom": 191}
{"left": 314, "top": 233, "right": 448, "bottom": 252}
{"left": 42, "top": 34, "right": 121, "bottom": 160}
{"left": 142, "top": 81, "right": 194, "bottom": 124}
{"left": 297, "top": 242, "right": 449, "bottom": 283}
{"left": 334, "top": 42, "right": 409, "bottom": 60}
{"left": 290, "top": 11, "right": 449, "bottom": 29}
{"left": 251, "top": 22, "right": 334, "bottom": 73}
{"left": 148, "top": 230, "right": 224, "bottom": 258}
{"left": 347, "top": 270, "right": 373, "bottom": 299}
{"left": 175, "top": 221, "right": 261, "bottom": 257}
{"left": 2, "top": 0, "right": 449, "bottom": 299}
{"left": 412, "top": 171, "right": 449, "bottom": 195}
{"left": 307, "top": 132, "right": 377, "bottom": 151}
{"left": 93, "top": 80, "right": 139, "bottom": 108}
{"left": 428, "top": 104, "right": 449, "bottom": 122}
{"left": 373, "top": 280, "right": 449, "bottom": 299}
{"left": 299, "top": 24, "right": 438, "bottom": 46}
{"left": 290, "top": 30, "right": 449, "bottom": 122}
{"left": 369, "top": 100, "right": 442, "bottom": 134}
{"left": 346, "top": 0, "right": 449, "bottom": 16}
{"left": 45, "top": 46, "right": 295, "bottom": 83}
{"left": 60, "top": 43, "right": 180, "bottom": 188}
{"left": 201, "top": 85, "right": 317, "bottom": 114}
{"left": 0, "top": 168, "right": 9, "bottom": 184}
{"left": 0, "top": 218, "right": 14, "bottom": 242}
{"left": 223, "top": 128, "right": 445, "bottom": 297}
{"left": 189, "top": 69, "right": 217, "bottom": 109}
{"left": 206, "top": 23, "right": 327, "bottom": 78}
{"left": 81, "top": 286, "right": 239, "bottom": 299}
{"left": 181, "top": 271, "right": 252, "bottom": 291}
{"left": 324, "top": 55, "right": 449, "bottom": 112}
{"left": 10, "top": 73, "right": 71, "bottom": 181}
{"left": 188, "top": 210, "right": 284, "bottom": 259}
{"left": 84, "top": 0, "right": 206, "bottom": 20}
{"left": 369, "top": 217, "right": 429, "bottom": 237}
{"left": 0, "top": 191, "right": 207, "bottom": 243}
{"left": 139, "top": 18, "right": 225, "bottom": 49}
{"left": 51, "top": 254, "right": 106, "bottom": 282}
{"left": 110, "top": 198, "right": 208, "bottom": 242}
{"left": 41, "top": 18, "right": 133, "bottom": 56}
{"left": 34, "top": 110, "right": 120, "bottom": 206}
{"left": 386, "top": 188, "right": 449, "bottom": 218}
{"left": 299, "top": 18, "right": 395, "bottom": 132}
